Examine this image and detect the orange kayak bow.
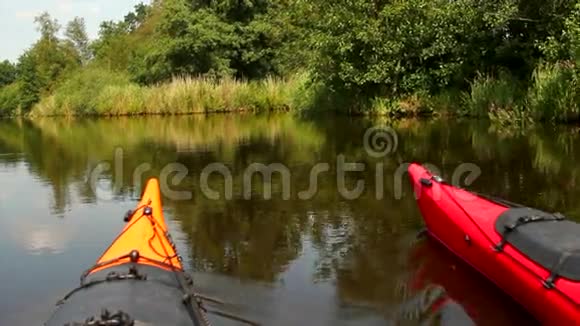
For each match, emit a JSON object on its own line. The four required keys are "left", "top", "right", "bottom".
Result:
{"left": 45, "top": 179, "right": 207, "bottom": 326}
{"left": 46, "top": 179, "right": 258, "bottom": 326}
{"left": 91, "top": 178, "right": 182, "bottom": 274}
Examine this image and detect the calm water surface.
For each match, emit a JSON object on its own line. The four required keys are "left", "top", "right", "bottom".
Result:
{"left": 3, "top": 114, "right": 575, "bottom": 325}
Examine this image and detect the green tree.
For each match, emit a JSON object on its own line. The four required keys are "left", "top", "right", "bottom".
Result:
{"left": 34, "top": 12, "right": 60, "bottom": 42}
{"left": 65, "top": 17, "right": 91, "bottom": 64}
{"left": 91, "top": 20, "right": 133, "bottom": 70}
{"left": 130, "top": 2, "right": 236, "bottom": 83}
{"left": 200, "top": 0, "right": 269, "bottom": 22}
{"left": 31, "top": 13, "right": 80, "bottom": 90}
{"left": 0, "top": 82, "right": 23, "bottom": 115}
{"left": 91, "top": 3, "right": 154, "bottom": 71}
{"left": 124, "top": 2, "right": 151, "bottom": 31}
{"left": 307, "top": 0, "right": 519, "bottom": 100}
{"left": 128, "top": 0, "right": 299, "bottom": 83}
{"left": 16, "top": 52, "right": 41, "bottom": 110}
{"left": 0, "top": 60, "right": 17, "bottom": 87}
{"left": 539, "top": 2, "right": 580, "bottom": 63}
{"left": 11, "top": 12, "right": 81, "bottom": 112}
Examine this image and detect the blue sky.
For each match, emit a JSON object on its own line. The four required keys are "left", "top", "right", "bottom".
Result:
{"left": 1, "top": 0, "right": 147, "bottom": 62}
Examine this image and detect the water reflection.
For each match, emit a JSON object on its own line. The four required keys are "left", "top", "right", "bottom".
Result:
{"left": 407, "top": 238, "right": 538, "bottom": 325}
{"left": 2, "top": 114, "right": 576, "bottom": 323}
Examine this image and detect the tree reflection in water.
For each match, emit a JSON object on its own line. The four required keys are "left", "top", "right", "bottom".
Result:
{"left": 1, "top": 115, "right": 575, "bottom": 323}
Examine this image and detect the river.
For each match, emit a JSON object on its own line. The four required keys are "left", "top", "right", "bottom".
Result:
{"left": 3, "top": 114, "right": 573, "bottom": 325}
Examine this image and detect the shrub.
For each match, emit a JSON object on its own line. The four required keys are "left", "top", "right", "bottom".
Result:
{"left": 527, "top": 63, "right": 580, "bottom": 123}
{"left": 463, "top": 74, "right": 523, "bottom": 118}
{"left": 0, "top": 82, "right": 24, "bottom": 116}
{"left": 33, "top": 68, "right": 133, "bottom": 116}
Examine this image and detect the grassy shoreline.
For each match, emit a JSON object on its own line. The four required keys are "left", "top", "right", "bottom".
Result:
{"left": 1, "top": 62, "right": 579, "bottom": 125}
{"left": 0, "top": 71, "right": 475, "bottom": 119}
{"left": 30, "top": 70, "right": 309, "bottom": 117}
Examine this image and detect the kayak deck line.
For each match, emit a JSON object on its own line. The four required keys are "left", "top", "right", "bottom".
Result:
{"left": 492, "top": 211, "right": 565, "bottom": 253}
{"left": 86, "top": 205, "right": 182, "bottom": 278}
{"left": 45, "top": 178, "right": 260, "bottom": 326}
{"left": 91, "top": 179, "right": 183, "bottom": 274}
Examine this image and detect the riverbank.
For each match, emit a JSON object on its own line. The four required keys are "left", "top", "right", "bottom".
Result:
{"left": 1, "top": 61, "right": 579, "bottom": 123}
{"left": 1, "top": 61, "right": 572, "bottom": 125}
{"left": 1, "top": 69, "right": 437, "bottom": 118}
{"left": 29, "top": 69, "right": 306, "bottom": 117}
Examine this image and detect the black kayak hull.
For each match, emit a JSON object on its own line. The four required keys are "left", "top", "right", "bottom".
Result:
{"left": 45, "top": 263, "right": 204, "bottom": 326}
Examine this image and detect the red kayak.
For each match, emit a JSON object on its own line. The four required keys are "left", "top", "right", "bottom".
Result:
{"left": 408, "top": 163, "right": 580, "bottom": 324}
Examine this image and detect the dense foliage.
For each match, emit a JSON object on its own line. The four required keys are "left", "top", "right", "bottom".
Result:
{"left": 1, "top": 0, "right": 580, "bottom": 121}
{"left": 0, "top": 60, "right": 17, "bottom": 87}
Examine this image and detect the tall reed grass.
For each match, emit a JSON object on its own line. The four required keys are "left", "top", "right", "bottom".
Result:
{"left": 33, "top": 69, "right": 310, "bottom": 117}
{"left": 30, "top": 62, "right": 580, "bottom": 123}
{"left": 527, "top": 62, "right": 580, "bottom": 123}
{"left": 462, "top": 63, "right": 580, "bottom": 124}
{"left": 366, "top": 93, "right": 434, "bottom": 117}
{"left": 462, "top": 74, "right": 523, "bottom": 118}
